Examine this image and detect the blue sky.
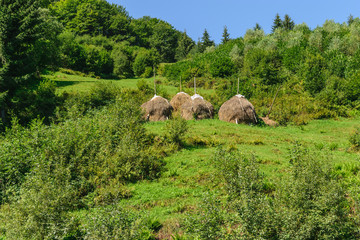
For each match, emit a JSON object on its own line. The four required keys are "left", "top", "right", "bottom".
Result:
{"left": 109, "top": 0, "right": 360, "bottom": 44}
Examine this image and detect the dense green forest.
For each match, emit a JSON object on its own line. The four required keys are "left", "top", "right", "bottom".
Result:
{"left": 1, "top": 0, "right": 360, "bottom": 239}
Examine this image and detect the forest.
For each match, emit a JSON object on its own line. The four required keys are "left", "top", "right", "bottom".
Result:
{"left": 0, "top": 0, "right": 360, "bottom": 239}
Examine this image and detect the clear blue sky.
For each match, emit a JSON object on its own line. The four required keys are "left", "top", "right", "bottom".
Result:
{"left": 108, "top": 0, "right": 360, "bottom": 44}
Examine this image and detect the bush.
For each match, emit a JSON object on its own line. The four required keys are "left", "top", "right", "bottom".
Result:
{"left": 184, "top": 193, "right": 225, "bottom": 240}
{"left": 133, "top": 49, "right": 154, "bottom": 77}
{"left": 164, "top": 116, "right": 188, "bottom": 146}
{"left": 9, "top": 79, "right": 58, "bottom": 125}
{"left": 209, "top": 146, "right": 358, "bottom": 239}
{"left": 349, "top": 127, "right": 360, "bottom": 149}
{"left": 82, "top": 205, "right": 155, "bottom": 240}
{"left": 0, "top": 95, "right": 164, "bottom": 207}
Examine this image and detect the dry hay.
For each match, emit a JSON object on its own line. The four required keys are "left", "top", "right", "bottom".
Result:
{"left": 181, "top": 94, "right": 214, "bottom": 120}
{"left": 260, "top": 116, "right": 279, "bottom": 127}
{"left": 170, "top": 92, "right": 191, "bottom": 112}
{"left": 219, "top": 94, "right": 257, "bottom": 124}
{"left": 141, "top": 95, "right": 173, "bottom": 121}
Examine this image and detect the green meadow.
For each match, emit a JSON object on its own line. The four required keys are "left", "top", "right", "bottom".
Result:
{"left": 48, "top": 72, "right": 360, "bottom": 237}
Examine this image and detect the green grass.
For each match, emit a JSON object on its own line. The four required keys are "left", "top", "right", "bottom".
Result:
{"left": 46, "top": 71, "right": 215, "bottom": 97}
{"left": 46, "top": 71, "right": 360, "bottom": 237}
{"left": 116, "top": 118, "right": 360, "bottom": 237}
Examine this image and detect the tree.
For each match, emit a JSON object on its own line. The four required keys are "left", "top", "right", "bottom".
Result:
{"left": 199, "top": 29, "right": 215, "bottom": 53}
{"left": 175, "top": 30, "right": 195, "bottom": 61}
{"left": 149, "top": 21, "right": 178, "bottom": 63}
{"left": 0, "top": 0, "right": 61, "bottom": 94}
{"left": 253, "top": 23, "right": 262, "bottom": 31}
{"left": 272, "top": 13, "right": 283, "bottom": 32}
{"left": 283, "top": 14, "right": 295, "bottom": 31}
{"left": 348, "top": 14, "right": 354, "bottom": 25}
{"left": 221, "top": 26, "right": 230, "bottom": 44}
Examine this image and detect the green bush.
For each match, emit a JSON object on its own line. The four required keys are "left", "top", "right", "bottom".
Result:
{"left": 349, "top": 127, "right": 360, "bottom": 149}
{"left": 0, "top": 94, "right": 164, "bottom": 208}
{"left": 133, "top": 49, "right": 154, "bottom": 77}
{"left": 164, "top": 116, "right": 188, "bottom": 146}
{"left": 208, "top": 146, "right": 358, "bottom": 239}
{"left": 184, "top": 193, "right": 225, "bottom": 240}
{"left": 9, "top": 79, "right": 58, "bottom": 125}
{"left": 82, "top": 205, "right": 155, "bottom": 240}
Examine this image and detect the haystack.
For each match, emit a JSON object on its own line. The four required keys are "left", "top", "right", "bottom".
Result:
{"left": 219, "top": 94, "right": 257, "bottom": 124}
{"left": 260, "top": 116, "right": 279, "bottom": 127}
{"left": 170, "top": 92, "right": 191, "bottom": 112}
{"left": 141, "top": 95, "right": 173, "bottom": 121}
{"left": 181, "top": 94, "right": 214, "bottom": 120}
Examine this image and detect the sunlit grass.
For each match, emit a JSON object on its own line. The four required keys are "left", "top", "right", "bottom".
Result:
{"left": 46, "top": 71, "right": 360, "bottom": 231}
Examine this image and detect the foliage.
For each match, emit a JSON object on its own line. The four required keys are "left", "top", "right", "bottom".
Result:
{"left": 198, "top": 29, "right": 215, "bottom": 53}
{"left": 164, "top": 116, "right": 189, "bottom": 146}
{"left": 0, "top": 90, "right": 164, "bottom": 205}
{"left": 272, "top": 13, "right": 283, "bottom": 32}
{"left": 0, "top": 0, "right": 62, "bottom": 93}
{"left": 221, "top": 26, "right": 230, "bottom": 44}
{"left": 9, "top": 79, "right": 58, "bottom": 125}
{"left": 184, "top": 193, "right": 225, "bottom": 240}
{"left": 349, "top": 127, "right": 360, "bottom": 149}
{"left": 207, "top": 146, "right": 359, "bottom": 239}
{"left": 82, "top": 205, "right": 155, "bottom": 240}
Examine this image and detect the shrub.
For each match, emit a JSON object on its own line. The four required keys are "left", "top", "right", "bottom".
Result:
{"left": 349, "top": 127, "right": 360, "bottom": 149}
{"left": 184, "top": 193, "right": 225, "bottom": 240}
{"left": 211, "top": 146, "right": 358, "bottom": 239}
{"left": 164, "top": 116, "right": 188, "bottom": 146}
{"left": 82, "top": 205, "right": 154, "bottom": 240}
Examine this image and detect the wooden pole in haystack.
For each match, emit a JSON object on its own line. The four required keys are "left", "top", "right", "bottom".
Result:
{"left": 153, "top": 66, "right": 156, "bottom": 95}
{"left": 237, "top": 77, "right": 239, "bottom": 95}
{"left": 267, "top": 84, "right": 281, "bottom": 117}
{"left": 180, "top": 76, "right": 182, "bottom": 92}
{"left": 194, "top": 77, "right": 196, "bottom": 95}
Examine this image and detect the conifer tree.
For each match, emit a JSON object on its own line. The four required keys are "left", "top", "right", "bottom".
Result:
{"left": 272, "top": 13, "right": 283, "bottom": 32}
{"left": 221, "top": 26, "right": 230, "bottom": 44}
{"left": 0, "top": 0, "right": 61, "bottom": 93}
{"left": 348, "top": 14, "right": 354, "bottom": 25}
{"left": 283, "top": 14, "right": 295, "bottom": 31}
{"left": 198, "top": 29, "right": 215, "bottom": 53}
{"left": 254, "top": 23, "right": 262, "bottom": 31}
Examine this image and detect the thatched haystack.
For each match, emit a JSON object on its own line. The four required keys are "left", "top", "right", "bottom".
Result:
{"left": 141, "top": 95, "right": 173, "bottom": 121}
{"left": 170, "top": 92, "right": 191, "bottom": 112}
{"left": 219, "top": 94, "right": 257, "bottom": 124}
{"left": 260, "top": 116, "right": 279, "bottom": 127}
{"left": 181, "top": 94, "right": 214, "bottom": 120}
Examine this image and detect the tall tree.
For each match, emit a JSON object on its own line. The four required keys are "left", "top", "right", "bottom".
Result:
{"left": 0, "top": 0, "right": 61, "bottom": 93}
{"left": 175, "top": 30, "right": 195, "bottom": 61}
{"left": 348, "top": 14, "right": 354, "bottom": 25}
{"left": 199, "top": 29, "right": 215, "bottom": 53}
{"left": 149, "top": 21, "right": 178, "bottom": 62}
{"left": 283, "top": 14, "right": 295, "bottom": 31}
{"left": 272, "top": 13, "right": 282, "bottom": 32}
{"left": 221, "top": 26, "right": 230, "bottom": 44}
{"left": 253, "top": 23, "right": 262, "bottom": 31}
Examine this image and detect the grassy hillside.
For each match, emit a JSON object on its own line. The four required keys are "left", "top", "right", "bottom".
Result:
{"left": 47, "top": 71, "right": 215, "bottom": 97}
{"left": 115, "top": 118, "right": 360, "bottom": 237}
{"left": 1, "top": 71, "right": 353, "bottom": 239}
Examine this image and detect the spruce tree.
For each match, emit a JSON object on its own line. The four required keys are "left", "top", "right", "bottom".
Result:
{"left": 272, "top": 13, "right": 282, "bottom": 32}
{"left": 221, "top": 26, "right": 230, "bottom": 44}
{"left": 254, "top": 23, "right": 262, "bottom": 31}
{"left": 0, "top": 0, "right": 61, "bottom": 92}
{"left": 348, "top": 14, "right": 354, "bottom": 25}
{"left": 283, "top": 14, "right": 295, "bottom": 31}
{"left": 199, "top": 29, "right": 215, "bottom": 53}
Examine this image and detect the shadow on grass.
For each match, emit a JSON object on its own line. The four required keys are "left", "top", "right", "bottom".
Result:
{"left": 182, "top": 142, "right": 211, "bottom": 151}
{"left": 55, "top": 80, "right": 93, "bottom": 88}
